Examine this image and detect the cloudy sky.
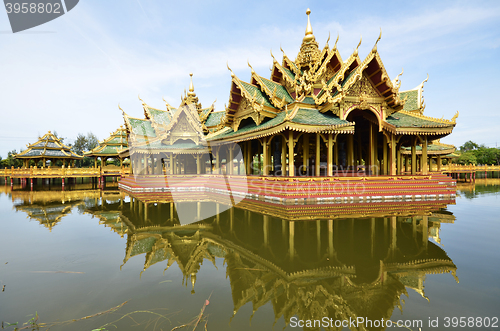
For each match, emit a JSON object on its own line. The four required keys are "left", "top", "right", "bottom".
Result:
{"left": 0, "top": 0, "right": 499, "bottom": 157}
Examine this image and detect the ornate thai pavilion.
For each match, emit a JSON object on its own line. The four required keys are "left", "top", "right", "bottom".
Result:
{"left": 14, "top": 131, "right": 83, "bottom": 167}
{"left": 85, "top": 126, "right": 129, "bottom": 167}
{"left": 120, "top": 9, "right": 458, "bottom": 178}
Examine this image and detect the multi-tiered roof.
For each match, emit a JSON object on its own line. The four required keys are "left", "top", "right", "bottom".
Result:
{"left": 15, "top": 131, "right": 83, "bottom": 161}
{"left": 85, "top": 126, "right": 128, "bottom": 158}
{"left": 208, "top": 8, "right": 457, "bottom": 142}
{"left": 122, "top": 8, "right": 457, "bottom": 152}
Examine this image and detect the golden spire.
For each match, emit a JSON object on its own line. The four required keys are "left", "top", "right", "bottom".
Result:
{"left": 303, "top": 8, "right": 315, "bottom": 42}
{"left": 188, "top": 73, "right": 195, "bottom": 96}
{"left": 296, "top": 8, "right": 320, "bottom": 70}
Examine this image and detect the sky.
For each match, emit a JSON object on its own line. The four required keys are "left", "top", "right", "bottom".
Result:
{"left": 0, "top": 0, "right": 499, "bottom": 157}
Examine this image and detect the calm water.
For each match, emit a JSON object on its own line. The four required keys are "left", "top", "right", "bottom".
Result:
{"left": 0, "top": 178, "right": 499, "bottom": 330}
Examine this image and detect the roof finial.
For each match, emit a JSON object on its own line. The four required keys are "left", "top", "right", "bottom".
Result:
{"left": 227, "top": 61, "right": 235, "bottom": 78}
{"left": 333, "top": 33, "right": 339, "bottom": 51}
{"left": 353, "top": 35, "right": 362, "bottom": 56}
{"left": 325, "top": 31, "right": 331, "bottom": 49}
{"left": 303, "top": 8, "right": 315, "bottom": 42}
{"left": 247, "top": 60, "right": 255, "bottom": 74}
{"left": 372, "top": 28, "right": 382, "bottom": 53}
{"left": 188, "top": 73, "right": 196, "bottom": 96}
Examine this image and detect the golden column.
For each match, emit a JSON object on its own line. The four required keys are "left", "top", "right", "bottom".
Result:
{"left": 315, "top": 133, "right": 320, "bottom": 176}
{"left": 390, "top": 135, "right": 396, "bottom": 176}
{"left": 327, "top": 133, "right": 333, "bottom": 176}
{"left": 246, "top": 141, "right": 252, "bottom": 175}
{"left": 411, "top": 137, "right": 417, "bottom": 175}
{"left": 303, "top": 133, "right": 309, "bottom": 174}
{"left": 422, "top": 136, "right": 428, "bottom": 175}
{"left": 262, "top": 137, "right": 269, "bottom": 176}
{"left": 347, "top": 134, "right": 354, "bottom": 168}
{"left": 437, "top": 155, "right": 442, "bottom": 171}
{"left": 288, "top": 131, "right": 294, "bottom": 176}
{"left": 281, "top": 136, "right": 287, "bottom": 175}
{"left": 383, "top": 134, "right": 388, "bottom": 175}
{"left": 397, "top": 145, "right": 402, "bottom": 175}
{"left": 196, "top": 155, "right": 201, "bottom": 174}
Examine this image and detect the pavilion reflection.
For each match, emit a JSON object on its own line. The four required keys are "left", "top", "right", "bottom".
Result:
{"left": 9, "top": 186, "right": 458, "bottom": 330}
{"left": 85, "top": 193, "right": 457, "bottom": 330}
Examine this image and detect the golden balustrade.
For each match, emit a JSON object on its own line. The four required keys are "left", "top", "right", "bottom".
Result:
{"left": 441, "top": 164, "right": 500, "bottom": 173}
{"left": 0, "top": 166, "right": 130, "bottom": 178}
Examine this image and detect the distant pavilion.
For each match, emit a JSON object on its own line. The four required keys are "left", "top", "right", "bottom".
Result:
{"left": 14, "top": 131, "right": 82, "bottom": 167}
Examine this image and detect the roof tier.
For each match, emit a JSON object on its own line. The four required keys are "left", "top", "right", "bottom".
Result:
{"left": 15, "top": 131, "right": 83, "bottom": 160}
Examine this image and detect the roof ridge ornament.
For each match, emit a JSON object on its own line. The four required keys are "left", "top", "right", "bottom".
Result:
{"left": 303, "top": 8, "right": 314, "bottom": 42}
{"left": 138, "top": 94, "right": 146, "bottom": 106}
{"left": 333, "top": 33, "right": 339, "bottom": 51}
{"left": 372, "top": 28, "right": 382, "bottom": 53}
{"left": 353, "top": 35, "right": 362, "bottom": 56}
{"left": 247, "top": 60, "right": 255, "bottom": 75}
{"left": 188, "top": 73, "right": 196, "bottom": 96}
{"left": 227, "top": 61, "right": 235, "bottom": 78}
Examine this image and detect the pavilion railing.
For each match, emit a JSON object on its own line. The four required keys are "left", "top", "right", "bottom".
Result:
{"left": 0, "top": 166, "right": 131, "bottom": 178}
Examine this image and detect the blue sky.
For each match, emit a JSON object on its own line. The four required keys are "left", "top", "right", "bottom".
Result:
{"left": 0, "top": 0, "right": 499, "bottom": 157}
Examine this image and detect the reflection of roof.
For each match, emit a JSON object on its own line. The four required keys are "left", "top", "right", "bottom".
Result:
{"left": 98, "top": 197, "right": 457, "bottom": 327}
{"left": 15, "top": 131, "right": 83, "bottom": 159}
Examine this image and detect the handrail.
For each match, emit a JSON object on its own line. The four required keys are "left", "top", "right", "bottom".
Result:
{"left": 0, "top": 166, "right": 130, "bottom": 177}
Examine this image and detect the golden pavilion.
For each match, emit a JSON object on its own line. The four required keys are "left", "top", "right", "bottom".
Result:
{"left": 14, "top": 131, "right": 83, "bottom": 167}
{"left": 119, "top": 9, "right": 457, "bottom": 180}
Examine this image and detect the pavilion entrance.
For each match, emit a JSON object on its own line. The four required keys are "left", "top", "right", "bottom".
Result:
{"left": 346, "top": 109, "right": 384, "bottom": 175}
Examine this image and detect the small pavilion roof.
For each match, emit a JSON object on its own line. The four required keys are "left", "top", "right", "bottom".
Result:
{"left": 401, "top": 139, "right": 456, "bottom": 155}
{"left": 15, "top": 131, "right": 83, "bottom": 159}
{"left": 85, "top": 126, "right": 128, "bottom": 158}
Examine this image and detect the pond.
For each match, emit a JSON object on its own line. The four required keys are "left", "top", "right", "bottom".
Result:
{"left": 0, "top": 178, "right": 499, "bottom": 330}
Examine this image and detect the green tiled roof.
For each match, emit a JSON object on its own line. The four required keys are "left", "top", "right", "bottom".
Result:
{"left": 259, "top": 77, "right": 294, "bottom": 103}
{"left": 399, "top": 90, "right": 419, "bottom": 111}
{"left": 282, "top": 67, "right": 295, "bottom": 81}
{"left": 105, "top": 136, "right": 127, "bottom": 145}
{"left": 292, "top": 108, "right": 351, "bottom": 126}
{"left": 133, "top": 139, "right": 206, "bottom": 151}
{"left": 209, "top": 108, "right": 350, "bottom": 140}
{"left": 94, "top": 146, "right": 122, "bottom": 155}
{"left": 148, "top": 108, "right": 171, "bottom": 125}
{"left": 129, "top": 118, "right": 157, "bottom": 137}
{"left": 201, "top": 107, "right": 212, "bottom": 118}
{"left": 401, "top": 144, "right": 453, "bottom": 152}
{"left": 301, "top": 97, "right": 315, "bottom": 105}
{"left": 240, "top": 81, "right": 275, "bottom": 108}
{"left": 205, "top": 111, "right": 224, "bottom": 127}
{"left": 209, "top": 112, "right": 287, "bottom": 140}
{"left": 386, "top": 112, "right": 451, "bottom": 128}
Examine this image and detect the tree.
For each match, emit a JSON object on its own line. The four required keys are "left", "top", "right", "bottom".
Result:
{"left": 71, "top": 132, "right": 100, "bottom": 167}
{"left": 1, "top": 150, "right": 23, "bottom": 168}
{"left": 457, "top": 151, "right": 477, "bottom": 165}
{"left": 460, "top": 141, "right": 479, "bottom": 152}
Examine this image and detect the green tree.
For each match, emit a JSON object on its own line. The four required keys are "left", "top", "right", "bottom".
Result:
{"left": 1, "top": 150, "right": 23, "bottom": 168}
{"left": 457, "top": 151, "right": 477, "bottom": 165}
{"left": 460, "top": 140, "right": 479, "bottom": 152}
{"left": 71, "top": 132, "right": 100, "bottom": 167}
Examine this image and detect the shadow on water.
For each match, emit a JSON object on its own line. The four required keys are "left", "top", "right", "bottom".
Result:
{"left": 1, "top": 181, "right": 464, "bottom": 331}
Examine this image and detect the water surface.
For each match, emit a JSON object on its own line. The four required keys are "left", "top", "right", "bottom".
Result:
{"left": 0, "top": 179, "right": 499, "bottom": 330}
